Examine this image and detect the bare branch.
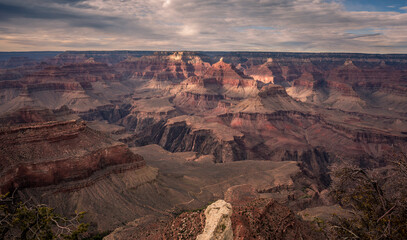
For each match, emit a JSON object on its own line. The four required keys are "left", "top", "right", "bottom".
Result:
{"left": 377, "top": 205, "right": 396, "bottom": 223}
{"left": 330, "top": 225, "right": 360, "bottom": 239}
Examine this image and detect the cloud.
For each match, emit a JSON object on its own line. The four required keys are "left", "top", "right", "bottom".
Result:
{"left": 0, "top": 1, "right": 118, "bottom": 29}
{"left": 0, "top": 0, "right": 407, "bottom": 53}
{"left": 346, "top": 33, "right": 382, "bottom": 39}
{"left": 162, "top": 0, "right": 171, "bottom": 8}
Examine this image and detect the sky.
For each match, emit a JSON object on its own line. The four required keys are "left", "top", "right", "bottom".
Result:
{"left": 0, "top": 0, "right": 407, "bottom": 53}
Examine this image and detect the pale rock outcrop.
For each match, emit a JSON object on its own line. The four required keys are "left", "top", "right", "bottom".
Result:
{"left": 196, "top": 200, "right": 233, "bottom": 240}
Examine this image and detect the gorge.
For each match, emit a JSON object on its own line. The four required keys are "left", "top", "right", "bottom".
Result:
{"left": 0, "top": 51, "right": 406, "bottom": 239}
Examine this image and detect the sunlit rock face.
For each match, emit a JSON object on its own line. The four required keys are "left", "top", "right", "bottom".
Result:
{"left": 115, "top": 51, "right": 210, "bottom": 85}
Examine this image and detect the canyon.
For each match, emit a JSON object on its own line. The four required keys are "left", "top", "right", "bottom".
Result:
{"left": 0, "top": 51, "right": 406, "bottom": 238}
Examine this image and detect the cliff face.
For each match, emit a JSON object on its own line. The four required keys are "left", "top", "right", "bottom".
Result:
{"left": 172, "top": 91, "right": 225, "bottom": 112}
{"left": 284, "top": 59, "right": 407, "bottom": 112}
{"left": 151, "top": 116, "right": 246, "bottom": 163}
{"left": 0, "top": 107, "right": 66, "bottom": 125}
{"left": 0, "top": 62, "right": 134, "bottom": 113}
{"left": 220, "top": 110, "right": 406, "bottom": 157}
{"left": 0, "top": 119, "right": 145, "bottom": 193}
{"left": 115, "top": 52, "right": 210, "bottom": 83}
{"left": 171, "top": 59, "right": 262, "bottom": 113}
{"left": 243, "top": 59, "right": 278, "bottom": 84}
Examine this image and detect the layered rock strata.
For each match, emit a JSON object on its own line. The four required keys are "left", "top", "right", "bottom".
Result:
{"left": 0, "top": 119, "right": 145, "bottom": 193}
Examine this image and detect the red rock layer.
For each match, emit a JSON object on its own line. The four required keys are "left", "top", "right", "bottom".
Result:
{"left": 115, "top": 52, "right": 210, "bottom": 82}
{"left": 0, "top": 107, "right": 69, "bottom": 125}
{"left": 48, "top": 51, "right": 133, "bottom": 66}
{"left": 202, "top": 59, "right": 256, "bottom": 87}
{"left": 244, "top": 59, "right": 286, "bottom": 84}
{"left": 326, "top": 62, "right": 407, "bottom": 85}
{"left": 258, "top": 84, "right": 289, "bottom": 98}
{"left": 0, "top": 120, "right": 145, "bottom": 193}
{"left": 24, "top": 63, "right": 119, "bottom": 84}
{"left": 354, "top": 82, "right": 407, "bottom": 95}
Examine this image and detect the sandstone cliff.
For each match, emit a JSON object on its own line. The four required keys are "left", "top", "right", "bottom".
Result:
{"left": 0, "top": 118, "right": 145, "bottom": 193}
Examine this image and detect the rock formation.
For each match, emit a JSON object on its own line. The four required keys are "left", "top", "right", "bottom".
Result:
{"left": 1, "top": 51, "right": 407, "bottom": 238}
{"left": 104, "top": 191, "right": 323, "bottom": 239}
{"left": 151, "top": 115, "right": 245, "bottom": 162}
{"left": 115, "top": 51, "right": 210, "bottom": 86}
{"left": 196, "top": 200, "right": 233, "bottom": 240}
{"left": 0, "top": 117, "right": 145, "bottom": 193}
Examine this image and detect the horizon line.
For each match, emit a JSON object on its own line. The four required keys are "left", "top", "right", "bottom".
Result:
{"left": 1, "top": 50, "right": 407, "bottom": 56}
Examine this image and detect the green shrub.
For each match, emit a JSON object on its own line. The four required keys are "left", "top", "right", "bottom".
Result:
{"left": 0, "top": 192, "right": 89, "bottom": 240}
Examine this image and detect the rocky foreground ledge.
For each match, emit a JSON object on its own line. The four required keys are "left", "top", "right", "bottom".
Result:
{"left": 196, "top": 200, "right": 233, "bottom": 240}
{"left": 105, "top": 184, "right": 323, "bottom": 240}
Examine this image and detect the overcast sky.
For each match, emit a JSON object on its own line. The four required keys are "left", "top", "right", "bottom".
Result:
{"left": 0, "top": 0, "right": 407, "bottom": 53}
